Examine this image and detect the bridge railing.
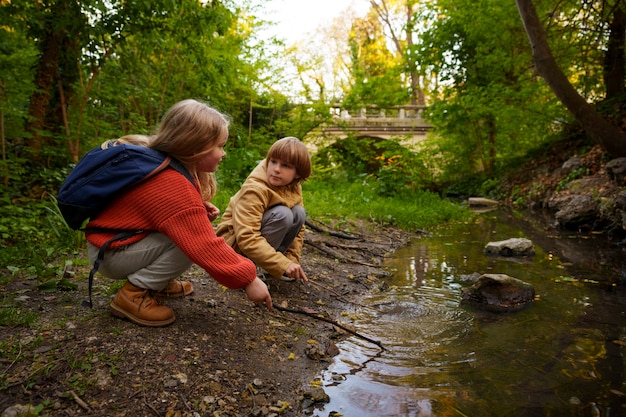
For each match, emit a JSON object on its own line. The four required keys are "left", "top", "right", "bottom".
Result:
{"left": 310, "top": 104, "right": 431, "bottom": 146}
{"left": 331, "top": 104, "right": 426, "bottom": 121}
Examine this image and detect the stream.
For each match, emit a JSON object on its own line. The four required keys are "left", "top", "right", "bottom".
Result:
{"left": 314, "top": 208, "right": 626, "bottom": 417}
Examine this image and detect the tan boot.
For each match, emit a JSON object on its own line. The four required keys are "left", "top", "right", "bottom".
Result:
{"left": 110, "top": 282, "right": 175, "bottom": 327}
{"left": 156, "top": 280, "right": 193, "bottom": 298}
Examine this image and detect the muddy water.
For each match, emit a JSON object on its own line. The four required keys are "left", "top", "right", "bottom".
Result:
{"left": 315, "top": 209, "right": 626, "bottom": 417}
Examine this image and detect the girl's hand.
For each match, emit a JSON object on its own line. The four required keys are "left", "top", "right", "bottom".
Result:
{"left": 284, "top": 263, "right": 308, "bottom": 282}
{"left": 204, "top": 202, "right": 220, "bottom": 222}
{"left": 245, "top": 277, "right": 273, "bottom": 311}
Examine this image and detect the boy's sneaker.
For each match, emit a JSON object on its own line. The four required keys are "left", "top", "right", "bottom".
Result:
{"left": 256, "top": 266, "right": 269, "bottom": 281}
{"left": 256, "top": 266, "right": 296, "bottom": 282}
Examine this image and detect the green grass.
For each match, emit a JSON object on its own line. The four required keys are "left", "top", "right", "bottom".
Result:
{"left": 301, "top": 178, "right": 472, "bottom": 230}
{"left": 0, "top": 304, "right": 38, "bottom": 326}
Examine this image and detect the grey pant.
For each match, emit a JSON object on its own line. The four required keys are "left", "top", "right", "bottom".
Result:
{"left": 87, "top": 232, "right": 192, "bottom": 291}
{"left": 261, "top": 205, "right": 306, "bottom": 253}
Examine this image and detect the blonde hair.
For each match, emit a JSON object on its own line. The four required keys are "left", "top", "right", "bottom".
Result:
{"left": 101, "top": 134, "right": 151, "bottom": 149}
{"left": 150, "top": 99, "right": 230, "bottom": 201}
{"left": 266, "top": 137, "right": 311, "bottom": 183}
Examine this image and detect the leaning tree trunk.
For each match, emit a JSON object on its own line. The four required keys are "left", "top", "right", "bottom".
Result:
{"left": 604, "top": 2, "right": 626, "bottom": 100}
{"left": 515, "top": 0, "right": 626, "bottom": 158}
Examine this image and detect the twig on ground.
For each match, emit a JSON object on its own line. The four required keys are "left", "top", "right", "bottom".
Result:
{"left": 304, "top": 240, "right": 378, "bottom": 267}
{"left": 305, "top": 220, "right": 361, "bottom": 240}
{"left": 274, "top": 305, "right": 386, "bottom": 351}
{"left": 306, "top": 279, "right": 383, "bottom": 313}
{"left": 69, "top": 390, "right": 91, "bottom": 412}
{"left": 321, "top": 241, "right": 368, "bottom": 250}
{"left": 178, "top": 392, "right": 193, "bottom": 411}
{"left": 144, "top": 397, "right": 160, "bottom": 416}
{"left": 2, "top": 345, "right": 22, "bottom": 375}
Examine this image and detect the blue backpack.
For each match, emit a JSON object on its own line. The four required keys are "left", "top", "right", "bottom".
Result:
{"left": 57, "top": 143, "right": 193, "bottom": 229}
{"left": 57, "top": 143, "right": 194, "bottom": 307}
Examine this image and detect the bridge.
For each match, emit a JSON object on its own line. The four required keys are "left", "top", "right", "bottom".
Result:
{"left": 309, "top": 104, "right": 433, "bottom": 147}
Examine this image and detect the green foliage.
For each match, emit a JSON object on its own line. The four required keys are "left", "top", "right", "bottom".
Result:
{"left": 0, "top": 190, "right": 81, "bottom": 287}
{"left": 556, "top": 167, "right": 588, "bottom": 192}
{"left": 344, "top": 12, "right": 409, "bottom": 108}
{"left": 0, "top": 0, "right": 294, "bottom": 170}
{"left": 368, "top": 143, "right": 433, "bottom": 196}
{"left": 0, "top": 24, "right": 37, "bottom": 142}
{"left": 215, "top": 147, "right": 263, "bottom": 192}
{"left": 439, "top": 172, "right": 503, "bottom": 200}
{"left": 313, "top": 136, "right": 433, "bottom": 197}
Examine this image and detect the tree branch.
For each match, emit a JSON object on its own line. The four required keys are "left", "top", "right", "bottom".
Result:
{"left": 274, "top": 305, "right": 386, "bottom": 350}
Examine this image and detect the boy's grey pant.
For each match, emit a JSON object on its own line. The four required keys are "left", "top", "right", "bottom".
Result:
{"left": 261, "top": 204, "right": 306, "bottom": 253}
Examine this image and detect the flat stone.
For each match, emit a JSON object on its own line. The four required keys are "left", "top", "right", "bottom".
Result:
{"left": 484, "top": 238, "right": 535, "bottom": 256}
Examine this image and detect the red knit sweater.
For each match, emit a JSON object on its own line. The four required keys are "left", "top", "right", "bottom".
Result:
{"left": 85, "top": 168, "right": 256, "bottom": 290}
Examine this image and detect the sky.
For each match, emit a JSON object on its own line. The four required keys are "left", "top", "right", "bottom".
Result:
{"left": 261, "top": 0, "right": 369, "bottom": 44}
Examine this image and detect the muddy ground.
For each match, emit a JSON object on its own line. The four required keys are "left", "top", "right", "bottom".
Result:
{"left": 0, "top": 219, "right": 415, "bottom": 417}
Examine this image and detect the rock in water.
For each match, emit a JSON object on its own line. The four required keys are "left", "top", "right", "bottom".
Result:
{"left": 461, "top": 273, "right": 535, "bottom": 312}
{"left": 484, "top": 238, "right": 535, "bottom": 256}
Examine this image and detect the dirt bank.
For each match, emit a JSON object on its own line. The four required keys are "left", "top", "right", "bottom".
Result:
{"left": 0, "top": 219, "right": 414, "bottom": 417}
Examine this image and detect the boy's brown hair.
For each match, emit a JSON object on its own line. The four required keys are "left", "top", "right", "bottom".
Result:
{"left": 266, "top": 137, "right": 311, "bottom": 182}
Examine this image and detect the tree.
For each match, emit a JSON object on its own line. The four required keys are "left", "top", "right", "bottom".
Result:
{"left": 516, "top": 0, "right": 626, "bottom": 157}
{"left": 19, "top": 0, "right": 87, "bottom": 163}
{"left": 369, "top": 0, "right": 427, "bottom": 105}
{"left": 415, "top": 0, "right": 563, "bottom": 180}
{"left": 0, "top": 23, "right": 37, "bottom": 186}
{"left": 15, "top": 0, "right": 283, "bottom": 164}
{"left": 344, "top": 10, "right": 409, "bottom": 109}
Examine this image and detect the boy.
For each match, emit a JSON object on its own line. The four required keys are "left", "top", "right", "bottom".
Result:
{"left": 216, "top": 137, "right": 311, "bottom": 282}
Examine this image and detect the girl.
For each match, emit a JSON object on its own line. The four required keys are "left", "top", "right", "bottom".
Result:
{"left": 85, "top": 99, "right": 272, "bottom": 327}
{"left": 216, "top": 137, "right": 311, "bottom": 282}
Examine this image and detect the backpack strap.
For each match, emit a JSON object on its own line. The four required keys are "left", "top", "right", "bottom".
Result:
{"left": 168, "top": 157, "right": 195, "bottom": 184}
{"left": 82, "top": 230, "right": 146, "bottom": 308}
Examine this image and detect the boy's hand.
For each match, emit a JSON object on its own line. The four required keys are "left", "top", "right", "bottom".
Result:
{"left": 245, "top": 277, "right": 273, "bottom": 311}
{"left": 204, "top": 202, "right": 220, "bottom": 222}
{"left": 284, "top": 263, "right": 308, "bottom": 282}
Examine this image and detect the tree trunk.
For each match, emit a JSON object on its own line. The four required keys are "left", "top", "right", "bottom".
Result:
{"left": 604, "top": 2, "right": 626, "bottom": 100}
{"left": 26, "top": 28, "right": 62, "bottom": 161}
{"left": 515, "top": 0, "right": 626, "bottom": 157}
{"left": 372, "top": 0, "right": 425, "bottom": 105}
{"left": 1, "top": 80, "right": 7, "bottom": 186}
{"left": 26, "top": 0, "right": 84, "bottom": 165}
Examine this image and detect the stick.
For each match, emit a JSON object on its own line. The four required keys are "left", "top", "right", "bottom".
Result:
{"left": 274, "top": 305, "right": 386, "bottom": 351}
{"left": 69, "top": 390, "right": 91, "bottom": 412}
{"left": 306, "top": 279, "right": 383, "bottom": 313}
{"left": 305, "top": 220, "right": 361, "bottom": 240}
{"left": 304, "top": 240, "right": 378, "bottom": 267}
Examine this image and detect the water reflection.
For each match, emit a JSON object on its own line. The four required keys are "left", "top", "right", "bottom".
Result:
{"left": 314, "top": 209, "right": 626, "bottom": 417}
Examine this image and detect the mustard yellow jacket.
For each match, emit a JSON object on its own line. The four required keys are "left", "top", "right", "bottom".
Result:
{"left": 216, "top": 160, "right": 304, "bottom": 278}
